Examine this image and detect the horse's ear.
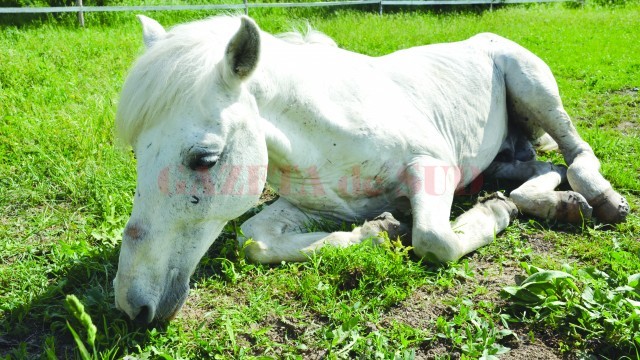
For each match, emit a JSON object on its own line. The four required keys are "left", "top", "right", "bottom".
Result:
{"left": 137, "top": 15, "right": 166, "bottom": 49}
{"left": 224, "top": 16, "right": 261, "bottom": 82}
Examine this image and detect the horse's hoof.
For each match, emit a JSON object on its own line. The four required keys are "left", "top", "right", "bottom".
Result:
{"left": 361, "top": 212, "right": 409, "bottom": 241}
{"left": 588, "top": 188, "right": 629, "bottom": 224}
{"left": 479, "top": 192, "right": 518, "bottom": 222}
{"left": 555, "top": 191, "right": 593, "bottom": 223}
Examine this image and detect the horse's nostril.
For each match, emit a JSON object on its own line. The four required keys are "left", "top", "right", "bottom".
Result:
{"left": 134, "top": 305, "right": 153, "bottom": 324}
{"left": 124, "top": 222, "right": 146, "bottom": 241}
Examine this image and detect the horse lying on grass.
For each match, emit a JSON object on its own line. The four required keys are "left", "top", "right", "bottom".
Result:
{"left": 112, "top": 15, "right": 629, "bottom": 324}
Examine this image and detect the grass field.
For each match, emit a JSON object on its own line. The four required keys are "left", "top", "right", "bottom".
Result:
{"left": 1, "top": 3, "right": 640, "bottom": 359}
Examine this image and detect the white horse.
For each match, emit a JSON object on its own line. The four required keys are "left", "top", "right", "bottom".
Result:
{"left": 113, "top": 15, "right": 629, "bottom": 323}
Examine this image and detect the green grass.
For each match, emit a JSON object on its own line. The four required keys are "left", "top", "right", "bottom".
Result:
{"left": 1, "top": 3, "right": 640, "bottom": 359}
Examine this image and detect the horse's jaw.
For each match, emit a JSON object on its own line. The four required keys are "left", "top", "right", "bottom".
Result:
{"left": 113, "top": 219, "right": 227, "bottom": 323}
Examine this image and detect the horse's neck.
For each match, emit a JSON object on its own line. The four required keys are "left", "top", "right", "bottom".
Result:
{"left": 248, "top": 35, "right": 315, "bottom": 108}
{"left": 247, "top": 35, "right": 332, "bottom": 165}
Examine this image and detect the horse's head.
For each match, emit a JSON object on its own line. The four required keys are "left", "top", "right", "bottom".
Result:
{"left": 113, "top": 15, "right": 267, "bottom": 323}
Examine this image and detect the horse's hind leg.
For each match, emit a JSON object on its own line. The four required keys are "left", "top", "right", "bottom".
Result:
{"left": 487, "top": 160, "right": 592, "bottom": 222}
{"left": 490, "top": 34, "right": 629, "bottom": 223}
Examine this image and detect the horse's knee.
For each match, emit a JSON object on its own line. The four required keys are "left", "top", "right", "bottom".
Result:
{"left": 240, "top": 221, "right": 276, "bottom": 264}
{"left": 412, "top": 229, "right": 461, "bottom": 263}
{"left": 242, "top": 238, "right": 275, "bottom": 264}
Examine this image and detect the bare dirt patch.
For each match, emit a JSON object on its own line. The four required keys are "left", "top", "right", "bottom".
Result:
{"left": 378, "top": 253, "right": 565, "bottom": 359}
{"left": 613, "top": 87, "right": 640, "bottom": 98}
{"left": 504, "top": 343, "right": 562, "bottom": 360}
{"left": 522, "top": 232, "right": 556, "bottom": 254}
{"left": 175, "top": 290, "right": 207, "bottom": 323}
{"left": 243, "top": 313, "right": 329, "bottom": 359}
{"left": 617, "top": 120, "right": 640, "bottom": 135}
{"left": 473, "top": 257, "right": 525, "bottom": 298}
{"left": 381, "top": 286, "right": 452, "bottom": 331}
{"left": 610, "top": 88, "right": 639, "bottom": 133}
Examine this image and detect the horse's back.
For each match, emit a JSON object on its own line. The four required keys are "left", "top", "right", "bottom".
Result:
{"left": 374, "top": 35, "right": 510, "bottom": 176}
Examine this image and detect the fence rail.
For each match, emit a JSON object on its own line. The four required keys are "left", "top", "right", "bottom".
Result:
{"left": 0, "top": 0, "right": 574, "bottom": 12}
{"left": 0, "top": 0, "right": 576, "bottom": 25}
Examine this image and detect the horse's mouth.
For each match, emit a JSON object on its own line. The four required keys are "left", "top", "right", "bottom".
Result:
{"left": 155, "top": 277, "right": 190, "bottom": 322}
{"left": 157, "top": 293, "right": 188, "bottom": 321}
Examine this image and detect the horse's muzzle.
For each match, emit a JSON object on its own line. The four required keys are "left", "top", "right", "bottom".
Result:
{"left": 114, "top": 269, "right": 190, "bottom": 324}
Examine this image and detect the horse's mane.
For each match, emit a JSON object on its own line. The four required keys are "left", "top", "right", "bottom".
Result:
{"left": 115, "top": 16, "right": 239, "bottom": 147}
{"left": 115, "top": 15, "right": 337, "bottom": 148}
{"left": 276, "top": 23, "right": 337, "bottom": 47}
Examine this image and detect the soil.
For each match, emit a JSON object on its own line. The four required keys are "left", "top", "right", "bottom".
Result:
{"left": 177, "top": 230, "right": 571, "bottom": 358}
{"left": 377, "top": 254, "right": 564, "bottom": 359}
{"left": 617, "top": 120, "right": 640, "bottom": 135}
{"left": 522, "top": 232, "right": 557, "bottom": 254}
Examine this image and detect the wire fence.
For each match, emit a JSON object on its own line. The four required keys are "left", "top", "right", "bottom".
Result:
{"left": 0, "top": 0, "right": 576, "bottom": 26}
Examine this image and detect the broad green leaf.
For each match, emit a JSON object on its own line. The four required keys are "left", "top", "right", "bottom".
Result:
{"left": 615, "top": 285, "right": 636, "bottom": 293}
{"left": 546, "top": 300, "right": 567, "bottom": 307}
{"left": 582, "top": 286, "right": 595, "bottom": 303}
{"left": 494, "top": 343, "right": 511, "bottom": 355}
{"left": 497, "top": 328, "right": 514, "bottom": 338}
{"left": 520, "top": 262, "right": 542, "bottom": 276}
{"left": 523, "top": 282, "right": 556, "bottom": 295}
{"left": 151, "top": 346, "right": 175, "bottom": 360}
{"left": 574, "top": 304, "right": 599, "bottom": 319}
{"left": 501, "top": 286, "right": 542, "bottom": 304}
{"left": 580, "top": 267, "right": 610, "bottom": 281}
{"left": 521, "top": 270, "right": 575, "bottom": 286}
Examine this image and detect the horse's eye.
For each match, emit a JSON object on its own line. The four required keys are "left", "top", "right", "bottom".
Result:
{"left": 186, "top": 149, "right": 219, "bottom": 171}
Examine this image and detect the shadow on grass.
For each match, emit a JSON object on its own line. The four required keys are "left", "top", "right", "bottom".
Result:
{"left": 0, "top": 204, "right": 270, "bottom": 359}
{"left": 0, "top": 244, "right": 156, "bottom": 359}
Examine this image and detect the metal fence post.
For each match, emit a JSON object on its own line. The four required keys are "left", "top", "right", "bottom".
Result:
{"left": 244, "top": 0, "right": 248, "bottom": 14}
{"left": 76, "top": 0, "right": 84, "bottom": 27}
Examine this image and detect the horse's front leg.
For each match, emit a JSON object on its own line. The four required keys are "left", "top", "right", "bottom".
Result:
{"left": 408, "top": 157, "right": 517, "bottom": 262}
{"left": 239, "top": 198, "right": 408, "bottom": 264}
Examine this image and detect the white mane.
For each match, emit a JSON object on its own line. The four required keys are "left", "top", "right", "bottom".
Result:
{"left": 116, "top": 16, "right": 238, "bottom": 147}
{"left": 276, "top": 24, "right": 338, "bottom": 47}
{"left": 115, "top": 16, "right": 337, "bottom": 147}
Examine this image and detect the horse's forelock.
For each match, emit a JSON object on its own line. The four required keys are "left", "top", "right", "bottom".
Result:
{"left": 116, "top": 16, "right": 242, "bottom": 147}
